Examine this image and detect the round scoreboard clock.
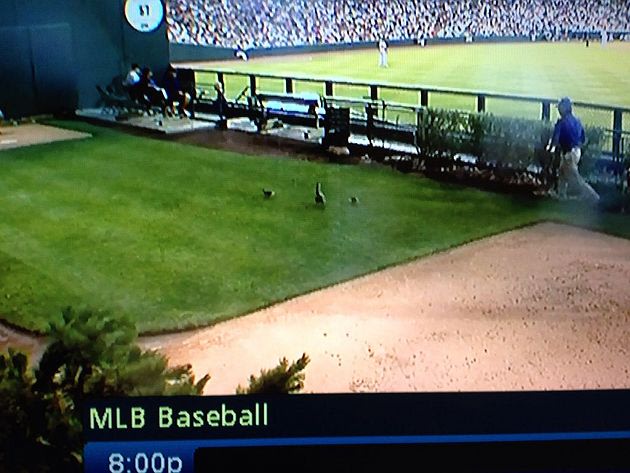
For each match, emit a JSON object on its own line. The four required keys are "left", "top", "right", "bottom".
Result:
{"left": 124, "top": 0, "right": 164, "bottom": 33}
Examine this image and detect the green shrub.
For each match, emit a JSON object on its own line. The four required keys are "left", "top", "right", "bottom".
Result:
{"left": 236, "top": 354, "right": 310, "bottom": 394}
{"left": 580, "top": 126, "right": 605, "bottom": 177}
{"left": 1, "top": 307, "right": 310, "bottom": 472}
{"left": 477, "top": 115, "right": 551, "bottom": 169}
{"left": 415, "top": 107, "right": 605, "bottom": 173}
{"left": 36, "top": 307, "right": 210, "bottom": 398}
{"left": 2, "top": 307, "right": 211, "bottom": 473}
{"left": 0, "top": 349, "right": 49, "bottom": 473}
{"left": 464, "top": 113, "right": 492, "bottom": 157}
{"left": 417, "top": 108, "right": 468, "bottom": 160}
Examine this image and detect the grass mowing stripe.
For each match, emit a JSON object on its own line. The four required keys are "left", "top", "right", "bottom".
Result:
{"left": 1, "top": 120, "right": 629, "bottom": 334}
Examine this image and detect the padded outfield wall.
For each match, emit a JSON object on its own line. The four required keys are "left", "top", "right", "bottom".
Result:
{"left": 169, "top": 32, "right": 629, "bottom": 64}
{"left": 171, "top": 37, "right": 471, "bottom": 63}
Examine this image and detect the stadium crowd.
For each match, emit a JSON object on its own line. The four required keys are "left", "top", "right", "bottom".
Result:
{"left": 167, "top": 0, "right": 630, "bottom": 49}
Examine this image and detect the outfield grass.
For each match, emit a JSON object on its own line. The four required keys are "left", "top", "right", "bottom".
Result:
{"left": 194, "top": 42, "right": 630, "bottom": 130}
{"left": 1, "top": 121, "right": 629, "bottom": 334}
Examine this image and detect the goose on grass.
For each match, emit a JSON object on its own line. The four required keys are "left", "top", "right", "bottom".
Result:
{"left": 315, "top": 182, "right": 326, "bottom": 206}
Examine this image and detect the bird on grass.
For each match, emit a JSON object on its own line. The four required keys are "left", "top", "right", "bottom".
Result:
{"left": 315, "top": 182, "right": 326, "bottom": 206}
{"left": 349, "top": 196, "right": 359, "bottom": 205}
{"left": 262, "top": 188, "right": 275, "bottom": 199}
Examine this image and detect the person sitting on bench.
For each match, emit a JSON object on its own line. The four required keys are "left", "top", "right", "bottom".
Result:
{"left": 123, "top": 63, "right": 142, "bottom": 101}
{"left": 162, "top": 66, "right": 191, "bottom": 117}
{"left": 138, "top": 67, "right": 167, "bottom": 114}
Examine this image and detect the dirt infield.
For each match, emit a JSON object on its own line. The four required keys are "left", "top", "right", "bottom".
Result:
{"left": 2, "top": 222, "right": 629, "bottom": 393}
{"left": 0, "top": 123, "right": 90, "bottom": 151}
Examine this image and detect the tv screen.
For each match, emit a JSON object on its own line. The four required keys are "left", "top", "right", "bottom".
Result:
{"left": 1, "top": 1, "right": 629, "bottom": 472}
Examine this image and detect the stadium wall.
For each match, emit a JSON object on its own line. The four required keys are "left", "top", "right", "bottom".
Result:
{"left": 0, "top": 0, "right": 170, "bottom": 118}
{"left": 169, "top": 36, "right": 546, "bottom": 63}
{"left": 169, "top": 41, "right": 398, "bottom": 63}
{"left": 170, "top": 32, "right": 629, "bottom": 64}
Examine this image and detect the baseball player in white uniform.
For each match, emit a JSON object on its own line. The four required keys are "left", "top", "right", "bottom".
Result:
{"left": 378, "top": 38, "right": 388, "bottom": 68}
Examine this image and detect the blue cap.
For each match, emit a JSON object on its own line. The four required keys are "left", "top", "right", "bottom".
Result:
{"left": 558, "top": 97, "right": 572, "bottom": 114}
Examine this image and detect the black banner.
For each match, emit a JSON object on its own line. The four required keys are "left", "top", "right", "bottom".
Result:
{"left": 83, "top": 390, "right": 630, "bottom": 442}
{"left": 194, "top": 440, "right": 630, "bottom": 473}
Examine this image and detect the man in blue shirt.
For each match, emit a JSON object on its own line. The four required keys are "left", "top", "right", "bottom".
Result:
{"left": 138, "top": 67, "right": 168, "bottom": 115}
{"left": 162, "top": 66, "right": 191, "bottom": 117}
{"left": 546, "top": 97, "right": 599, "bottom": 202}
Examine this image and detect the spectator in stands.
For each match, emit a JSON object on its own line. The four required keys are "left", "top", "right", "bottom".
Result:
{"left": 162, "top": 65, "right": 191, "bottom": 117}
{"left": 123, "top": 63, "right": 142, "bottom": 101}
{"left": 166, "top": 0, "right": 630, "bottom": 50}
{"left": 138, "top": 67, "right": 168, "bottom": 114}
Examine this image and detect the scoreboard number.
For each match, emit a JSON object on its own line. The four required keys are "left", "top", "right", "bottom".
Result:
{"left": 124, "top": 0, "right": 164, "bottom": 33}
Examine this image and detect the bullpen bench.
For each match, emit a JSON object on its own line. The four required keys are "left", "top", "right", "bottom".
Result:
{"left": 252, "top": 91, "right": 323, "bottom": 131}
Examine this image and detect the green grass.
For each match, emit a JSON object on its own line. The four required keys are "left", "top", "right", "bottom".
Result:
{"left": 196, "top": 42, "right": 630, "bottom": 129}
{"left": 1, "top": 121, "right": 629, "bottom": 334}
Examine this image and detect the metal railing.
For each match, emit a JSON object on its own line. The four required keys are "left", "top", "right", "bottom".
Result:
{"left": 190, "top": 68, "right": 630, "bottom": 163}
